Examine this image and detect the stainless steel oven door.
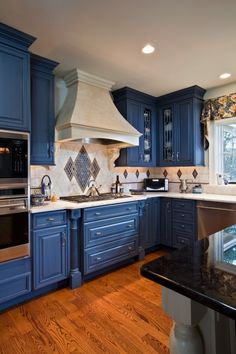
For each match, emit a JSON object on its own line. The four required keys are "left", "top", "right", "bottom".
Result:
{"left": 0, "top": 198, "right": 29, "bottom": 262}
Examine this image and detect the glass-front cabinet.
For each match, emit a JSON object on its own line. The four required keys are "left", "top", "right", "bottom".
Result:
{"left": 162, "top": 106, "right": 174, "bottom": 162}
{"left": 112, "top": 87, "right": 157, "bottom": 167}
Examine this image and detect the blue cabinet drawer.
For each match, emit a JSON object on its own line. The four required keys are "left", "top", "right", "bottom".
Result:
{"left": 32, "top": 210, "right": 67, "bottom": 229}
{"left": 172, "top": 199, "right": 195, "bottom": 212}
{"left": 173, "top": 221, "right": 194, "bottom": 234}
{"left": 173, "top": 210, "right": 194, "bottom": 223}
{"left": 0, "top": 258, "right": 31, "bottom": 303}
{"left": 84, "top": 236, "right": 138, "bottom": 275}
{"left": 83, "top": 202, "right": 139, "bottom": 222}
{"left": 173, "top": 233, "right": 192, "bottom": 248}
{"left": 84, "top": 214, "right": 138, "bottom": 248}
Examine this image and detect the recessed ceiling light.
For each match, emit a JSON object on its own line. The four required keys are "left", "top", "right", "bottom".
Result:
{"left": 219, "top": 73, "right": 231, "bottom": 79}
{"left": 142, "top": 44, "right": 155, "bottom": 54}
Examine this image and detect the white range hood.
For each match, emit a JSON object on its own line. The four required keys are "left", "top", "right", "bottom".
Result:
{"left": 55, "top": 69, "right": 141, "bottom": 147}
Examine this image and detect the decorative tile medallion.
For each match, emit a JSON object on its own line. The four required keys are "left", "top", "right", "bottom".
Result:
{"left": 192, "top": 169, "right": 198, "bottom": 179}
{"left": 123, "top": 169, "right": 128, "bottom": 179}
{"left": 64, "top": 145, "right": 100, "bottom": 192}
{"left": 163, "top": 169, "right": 168, "bottom": 178}
{"left": 64, "top": 156, "right": 74, "bottom": 181}
{"left": 135, "top": 169, "right": 140, "bottom": 179}
{"left": 91, "top": 158, "right": 100, "bottom": 180}
{"left": 177, "top": 169, "right": 182, "bottom": 179}
{"left": 146, "top": 169, "right": 150, "bottom": 178}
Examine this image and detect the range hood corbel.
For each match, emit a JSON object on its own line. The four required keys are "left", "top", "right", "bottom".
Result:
{"left": 55, "top": 69, "right": 141, "bottom": 149}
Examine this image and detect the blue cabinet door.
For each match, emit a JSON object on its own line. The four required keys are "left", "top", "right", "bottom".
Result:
{"left": 113, "top": 87, "right": 157, "bottom": 167}
{"left": 30, "top": 54, "right": 58, "bottom": 165}
{"left": 0, "top": 43, "right": 31, "bottom": 131}
{"left": 160, "top": 198, "right": 172, "bottom": 247}
{"left": 143, "top": 197, "right": 160, "bottom": 250}
{"left": 33, "top": 225, "right": 68, "bottom": 289}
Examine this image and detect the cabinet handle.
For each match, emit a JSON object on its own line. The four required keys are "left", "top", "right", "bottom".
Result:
{"left": 47, "top": 217, "right": 55, "bottom": 221}
{"left": 95, "top": 257, "right": 102, "bottom": 261}
{"left": 128, "top": 246, "right": 133, "bottom": 251}
{"left": 95, "top": 232, "right": 102, "bottom": 236}
{"left": 180, "top": 239, "right": 185, "bottom": 244}
{"left": 176, "top": 152, "right": 180, "bottom": 161}
{"left": 61, "top": 233, "right": 66, "bottom": 247}
{"left": 127, "top": 207, "right": 132, "bottom": 210}
{"left": 181, "top": 214, "right": 185, "bottom": 217}
{"left": 95, "top": 212, "right": 101, "bottom": 216}
{"left": 172, "top": 152, "right": 175, "bottom": 161}
{"left": 127, "top": 224, "right": 133, "bottom": 228}
{"left": 181, "top": 224, "right": 185, "bottom": 228}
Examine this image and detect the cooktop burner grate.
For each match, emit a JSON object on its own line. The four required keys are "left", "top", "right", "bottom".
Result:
{"left": 60, "top": 193, "right": 130, "bottom": 203}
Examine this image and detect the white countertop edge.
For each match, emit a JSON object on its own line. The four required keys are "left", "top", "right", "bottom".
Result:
{"left": 30, "top": 192, "right": 236, "bottom": 213}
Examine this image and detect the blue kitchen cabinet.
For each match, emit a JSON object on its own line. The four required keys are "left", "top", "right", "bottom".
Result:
{"left": 0, "top": 23, "right": 35, "bottom": 131}
{"left": 157, "top": 86, "right": 206, "bottom": 166}
{"left": 112, "top": 87, "right": 157, "bottom": 167}
{"left": 160, "top": 198, "right": 173, "bottom": 247}
{"left": 30, "top": 54, "right": 59, "bottom": 165}
{"left": 142, "top": 197, "right": 160, "bottom": 251}
{"left": 0, "top": 257, "right": 31, "bottom": 305}
{"left": 83, "top": 202, "right": 140, "bottom": 276}
{"left": 32, "top": 211, "right": 69, "bottom": 289}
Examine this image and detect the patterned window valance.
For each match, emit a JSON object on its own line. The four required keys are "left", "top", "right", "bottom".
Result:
{"left": 201, "top": 92, "right": 236, "bottom": 123}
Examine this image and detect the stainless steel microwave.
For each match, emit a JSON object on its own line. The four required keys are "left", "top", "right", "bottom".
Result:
{"left": 144, "top": 178, "right": 169, "bottom": 192}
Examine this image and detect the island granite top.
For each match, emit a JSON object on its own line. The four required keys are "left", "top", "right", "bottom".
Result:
{"left": 141, "top": 227, "right": 236, "bottom": 320}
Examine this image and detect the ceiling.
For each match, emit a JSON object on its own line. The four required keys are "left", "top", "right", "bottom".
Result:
{"left": 1, "top": 0, "right": 236, "bottom": 96}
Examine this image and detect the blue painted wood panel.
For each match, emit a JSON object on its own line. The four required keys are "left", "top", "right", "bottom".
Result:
{"left": 83, "top": 202, "right": 139, "bottom": 222}
{"left": 33, "top": 225, "right": 68, "bottom": 289}
{"left": 0, "top": 43, "right": 31, "bottom": 131}
{"left": 142, "top": 197, "right": 160, "bottom": 250}
{"left": 30, "top": 54, "right": 58, "bottom": 165}
{"left": 32, "top": 210, "right": 67, "bottom": 229}
{"left": 0, "top": 257, "right": 31, "bottom": 303}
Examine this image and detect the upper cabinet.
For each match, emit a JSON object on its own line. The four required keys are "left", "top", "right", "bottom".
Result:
{"left": 112, "top": 87, "right": 157, "bottom": 167}
{"left": 0, "top": 23, "right": 35, "bottom": 132}
{"left": 30, "top": 54, "right": 58, "bottom": 165}
{"left": 157, "top": 86, "right": 206, "bottom": 166}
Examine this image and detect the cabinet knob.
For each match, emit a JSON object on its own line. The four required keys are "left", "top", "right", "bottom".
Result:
{"left": 181, "top": 214, "right": 185, "bottom": 217}
{"left": 180, "top": 239, "right": 185, "bottom": 244}
{"left": 181, "top": 224, "right": 185, "bottom": 228}
{"left": 128, "top": 246, "right": 133, "bottom": 251}
{"left": 95, "top": 232, "right": 102, "bottom": 236}
{"left": 61, "top": 233, "right": 66, "bottom": 247}
{"left": 127, "top": 224, "right": 133, "bottom": 228}
{"left": 95, "top": 256, "right": 102, "bottom": 261}
{"left": 47, "top": 217, "right": 55, "bottom": 221}
{"left": 127, "top": 207, "right": 132, "bottom": 210}
{"left": 95, "top": 212, "right": 101, "bottom": 216}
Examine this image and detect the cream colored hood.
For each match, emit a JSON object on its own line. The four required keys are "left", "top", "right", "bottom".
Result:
{"left": 55, "top": 69, "right": 141, "bottom": 147}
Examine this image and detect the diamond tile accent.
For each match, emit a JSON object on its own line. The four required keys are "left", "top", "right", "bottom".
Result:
{"left": 63, "top": 145, "right": 101, "bottom": 192}
{"left": 192, "top": 169, "right": 198, "bottom": 179}
{"left": 91, "top": 158, "right": 100, "bottom": 180}
{"left": 163, "top": 169, "right": 168, "bottom": 178}
{"left": 135, "top": 169, "right": 140, "bottom": 179}
{"left": 177, "top": 169, "right": 182, "bottom": 179}
{"left": 146, "top": 169, "right": 150, "bottom": 178}
{"left": 123, "top": 169, "right": 128, "bottom": 179}
{"left": 64, "top": 157, "right": 74, "bottom": 181}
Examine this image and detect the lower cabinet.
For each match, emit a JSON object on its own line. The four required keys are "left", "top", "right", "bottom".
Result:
{"left": 160, "top": 198, "right": 196, "bottom": 248}
{"left": 83, "top": 202, "right": 139, "bottom": 275}
{"left": 142, "top": 197, "right": 160, "bottom": 250}
{"left": 160, "top": 198, "right": 173, "bottom": 247}
{"left": 32, "top": 211, "right": 69, "bottom": 289}
{"left": 0, "top": 258, "right": 31, "bottom": 304}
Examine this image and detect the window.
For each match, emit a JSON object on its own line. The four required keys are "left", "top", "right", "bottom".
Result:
{"left": 213, "top": 118, "right": 236, "bottom": 183}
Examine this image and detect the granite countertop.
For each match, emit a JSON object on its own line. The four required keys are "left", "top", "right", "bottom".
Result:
{"left": 30, "top": 192, "right": 236, "bottom": 213}
{"left": 141, "top": 228, "right": 236, "bottom": 320}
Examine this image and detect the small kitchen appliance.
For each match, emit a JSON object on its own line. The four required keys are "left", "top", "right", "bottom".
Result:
{"left": 144, "top": 178, "right": 168, "bottom": 192}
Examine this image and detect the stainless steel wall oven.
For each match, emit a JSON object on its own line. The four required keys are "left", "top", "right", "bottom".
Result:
{"left": 0, "top": 130, "right": 30, "bottom": 262}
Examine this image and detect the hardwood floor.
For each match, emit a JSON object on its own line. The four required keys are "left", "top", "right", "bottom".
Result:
{"left": 0, "top": 251, "right": 172, "bottom": 354}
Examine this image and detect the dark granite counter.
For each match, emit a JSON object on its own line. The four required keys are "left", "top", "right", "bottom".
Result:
{"left": 141, "top": 226, "right": 236, "bottom": 320}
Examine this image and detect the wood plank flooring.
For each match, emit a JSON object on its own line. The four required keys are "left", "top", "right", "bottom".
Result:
{"left": 0, "top": 251, "right": 172, "bottom": 354}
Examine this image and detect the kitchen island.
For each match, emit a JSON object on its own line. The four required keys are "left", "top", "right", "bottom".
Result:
{"left": 141, "top": 227, "right": 236, "bottom": 354}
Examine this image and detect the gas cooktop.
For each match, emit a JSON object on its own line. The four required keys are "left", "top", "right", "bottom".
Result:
{"left": 60, "top": 193, "right": 130, "bottom": 203}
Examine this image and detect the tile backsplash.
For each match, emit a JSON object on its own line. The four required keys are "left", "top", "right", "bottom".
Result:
{"left": 31, "top": 142, "right": 210, "bottom": 197}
